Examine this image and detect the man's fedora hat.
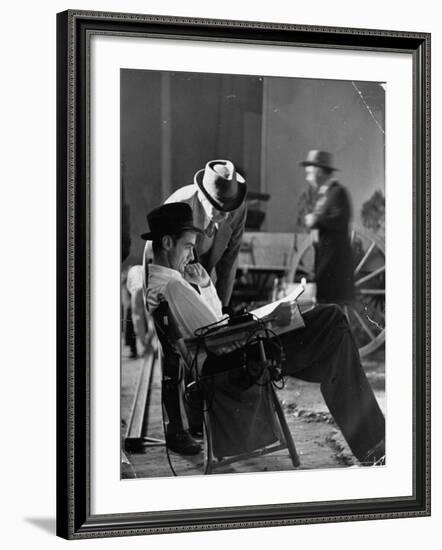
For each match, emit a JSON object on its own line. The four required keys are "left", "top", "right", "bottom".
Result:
{"left": 141, "top": 202, "right": 204, "bottom": 241}
{"left": 194, "top": 159, "right": 247, "bottom": 212}
{"left": 300, "top": 150, "right": 338, "bottom": 172}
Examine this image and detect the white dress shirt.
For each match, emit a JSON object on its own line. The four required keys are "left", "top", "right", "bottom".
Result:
{"left": 146, "top": 264, "right": 226, "bottom": 339}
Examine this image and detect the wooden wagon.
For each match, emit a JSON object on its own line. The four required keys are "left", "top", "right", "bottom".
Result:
{"left": 234, "top": 227, "right": 385, "bottom": 358}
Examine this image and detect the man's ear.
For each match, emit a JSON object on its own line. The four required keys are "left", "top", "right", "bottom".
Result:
{"left": 162, "top": 234, "right": 173, "bottom": 250}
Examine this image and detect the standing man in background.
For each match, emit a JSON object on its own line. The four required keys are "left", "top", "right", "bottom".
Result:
{"left": 143, "top": 159, "right": 247, "bottom": 310}
{"left": 301, "top": 150, "right": 354, "bottom": 305}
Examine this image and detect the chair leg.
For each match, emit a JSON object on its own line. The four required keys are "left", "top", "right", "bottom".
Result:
{"left": 203, "top": 408, "right": 213, "bottom": 474}
{"left": 271, "top": 385, "right": 300, "bottom": 467}
{"left": 177, "top": 367, "right": 189, "bottom": 431}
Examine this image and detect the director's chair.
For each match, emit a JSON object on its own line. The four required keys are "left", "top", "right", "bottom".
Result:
{"left": 153, "top": 297, "right": 300, "bottom": 474}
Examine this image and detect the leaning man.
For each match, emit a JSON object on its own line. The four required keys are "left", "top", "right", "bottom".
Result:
{"left": 143, "top": 159, "right": 247, "bottom": 308}
{"left": 144, "top": 203, "right": 385, "bottom": 465}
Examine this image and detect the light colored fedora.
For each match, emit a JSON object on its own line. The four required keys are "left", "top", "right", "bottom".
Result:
{"left": 194, "top": 159, "right": 247, "bottom": 212}
{"left": 300, "top": 150, "right": 338, "bottom": 171}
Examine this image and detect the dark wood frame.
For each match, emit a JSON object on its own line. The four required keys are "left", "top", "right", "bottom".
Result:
{"left": 56, "top": 9, "right": 431, "bottom": 540}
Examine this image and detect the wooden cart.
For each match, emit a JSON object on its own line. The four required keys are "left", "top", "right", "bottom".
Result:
{"left": 235, "top": 227, "right": 385, "bottom": 358}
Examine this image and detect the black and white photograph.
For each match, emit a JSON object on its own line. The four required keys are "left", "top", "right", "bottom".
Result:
{"left": 1, "top": 0, "right": 439, "bottom": 545}
{"left": 120, "top": 69, "right": 387, "bottom": 479}
{"left": 51, "top": 4, "right": 432, "bottom": 542}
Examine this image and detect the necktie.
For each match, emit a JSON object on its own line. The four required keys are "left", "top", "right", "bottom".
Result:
{"left": 205, "top": 221, "right": 216, "bottom": 238}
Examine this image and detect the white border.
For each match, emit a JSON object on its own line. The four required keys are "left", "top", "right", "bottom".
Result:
{"left": 91, "top": 35, "right": 413, "bottom": 515}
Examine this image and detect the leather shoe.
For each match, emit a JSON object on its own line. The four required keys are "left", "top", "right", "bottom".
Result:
{"left": 165, "top": 429, "right": 202, "bottom": 455}
{"left": 189, "top": 423, "right": 203, "bottom": 438}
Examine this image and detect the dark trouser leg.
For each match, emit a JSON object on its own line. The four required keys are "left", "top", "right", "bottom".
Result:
{"left": 279, "top": 304, "right": 385, "bottom": 461}
{"left": 161, "top": 356, "right": 202, "bottom": 454}
{"left": 162, "top": 352, "right": 203, "bottom": 433}
{"left": 161, "top": 352, "right": 185, "bottom": 432}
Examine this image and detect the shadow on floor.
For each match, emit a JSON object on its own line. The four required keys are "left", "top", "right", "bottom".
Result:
{"left": 25, "top": 517, "right": 56, "bottom": 535}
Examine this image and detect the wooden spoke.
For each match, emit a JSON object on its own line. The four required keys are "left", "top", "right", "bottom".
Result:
{"left": 359, "top": 289, "right": 385, "bottom": 295}
{"left": 351, "top": 308, "right": 376, "bottom": 340}
{"left": 355, "top": 265, "right": 385, "bottom": 287}
{"left": 354, "top": 241, "right": 376, "bottom": 275}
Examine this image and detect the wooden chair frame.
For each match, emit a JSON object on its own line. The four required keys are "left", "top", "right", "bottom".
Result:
{"left": 153, "top": 302, "right": 300, "bottom": 474}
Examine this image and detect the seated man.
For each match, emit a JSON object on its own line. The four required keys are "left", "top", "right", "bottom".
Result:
{"left": 143, "top": 203, "right": 385, "bottom": 465}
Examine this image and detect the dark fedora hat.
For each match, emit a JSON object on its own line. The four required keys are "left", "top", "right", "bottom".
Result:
{"left": 300, "top": 150, "right": 338, "bottom": 171}
{"left": 194, "top": 159, "right": 247, "bottom": 212}
{"left": 140, "top": 202, "right": 204, "bottom": 241}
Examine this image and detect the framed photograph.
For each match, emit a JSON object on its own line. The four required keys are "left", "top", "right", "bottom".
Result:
{"left": 56, "top": 10, "right": 430, "bottom": 539}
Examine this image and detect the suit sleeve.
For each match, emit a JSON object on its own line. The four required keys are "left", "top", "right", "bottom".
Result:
{"left": 312, "top": 185, "right": 351, "bottom": 232}
{"left": 214, "top": 202, "right": 247, "bottom": 306}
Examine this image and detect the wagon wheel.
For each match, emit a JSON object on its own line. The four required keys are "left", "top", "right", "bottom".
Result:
{"left": 290, "top": 227, "right": 385, "bottom": 358}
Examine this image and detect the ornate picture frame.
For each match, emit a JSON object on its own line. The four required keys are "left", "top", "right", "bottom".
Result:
{"left": 56, "top": 10, "right": 430, "bottom": 539}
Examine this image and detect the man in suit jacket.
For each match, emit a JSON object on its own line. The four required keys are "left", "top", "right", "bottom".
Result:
{"left": 301, "top": 150, "right": 354, "bottom": 304}
{"left": 143, "top": 159, "right": 247, "bottom": 308}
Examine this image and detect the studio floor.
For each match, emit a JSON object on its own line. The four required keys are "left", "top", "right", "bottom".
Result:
{"left": 121, "top": 345, "right": 385, "bottom": 479}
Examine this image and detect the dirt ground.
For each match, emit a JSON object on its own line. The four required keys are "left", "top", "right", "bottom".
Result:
{"left": 121, "top": 344, "right": 385, "bottom": 479}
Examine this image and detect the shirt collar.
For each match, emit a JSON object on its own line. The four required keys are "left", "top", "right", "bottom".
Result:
{"left": 148, "top": 263, "right": 183, "bottom": 282}
{"left": 196, "top": 189, "right": 229, "bottom": 230}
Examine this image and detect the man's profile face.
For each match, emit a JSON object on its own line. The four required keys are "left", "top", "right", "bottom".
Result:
{"left": 305, "top": 165, "right": 325, "bottom": 189}
{"left": 167, "top": 230, "right": 197, "bottom": 274}
{"left": 198, "top": 192, "right": 229, "bottom": 224}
